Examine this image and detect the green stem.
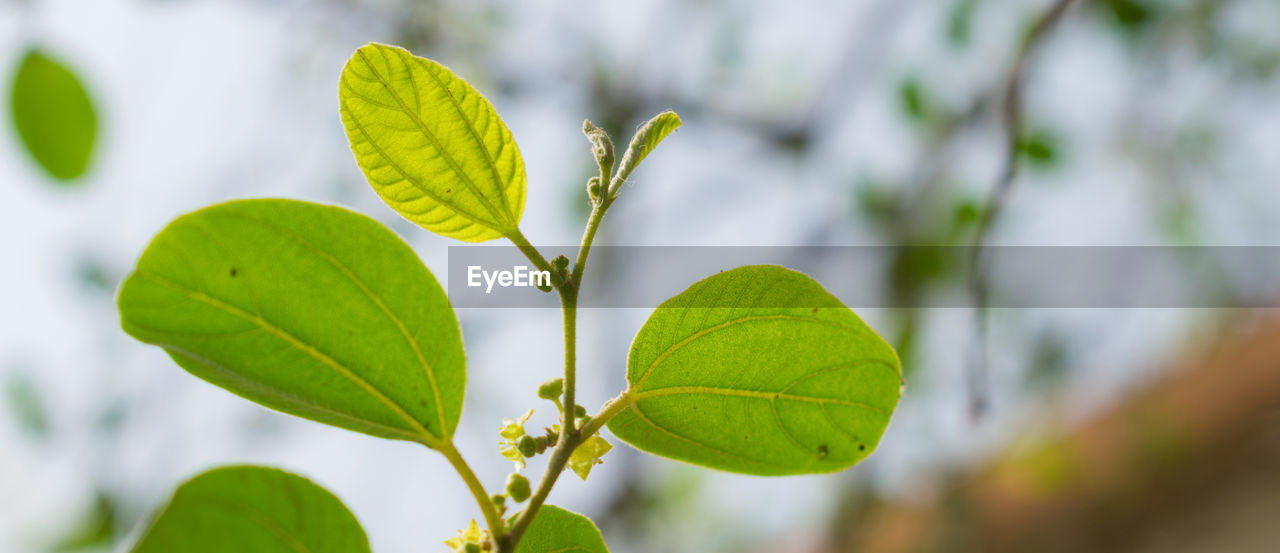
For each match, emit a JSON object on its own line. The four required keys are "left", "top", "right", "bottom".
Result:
{"left": 570, "top": 199, "right": 610, "bottom": 289}
{"left": 439, "top": 442, "right": 503, "bottom": 543}
{"left": 499, "top": 196, "right": 617, "bottom": 552}
{"left": 507, "top": 227, "right": 561, "bottom": 289}
{"left": 578, "top": 390, "right": 635, "bottom": 438}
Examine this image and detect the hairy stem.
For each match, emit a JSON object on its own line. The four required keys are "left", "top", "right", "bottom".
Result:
{"left": 578, "top": 390, "right": 635, "bottom": 438}
{"left": 439, "top": 442, "right": 503, "bottom": 542}
{"left": 500, "top": 196, "right": 616, "bottom": 551}
{"left": 507, "top": 227, "right": 561, "bottom": 290}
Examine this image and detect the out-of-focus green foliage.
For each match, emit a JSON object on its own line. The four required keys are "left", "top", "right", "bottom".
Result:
{"left": 9, "top": 49, "right": 97, "bottom": 182}
{"left": 53, "top": 492, "right": 117, "bottom": 552}
{"left": 4, "top": 370, "right": 49, "bottom": 438}
{"left": 130, "top": 466, "right": 370, "bottom": 553}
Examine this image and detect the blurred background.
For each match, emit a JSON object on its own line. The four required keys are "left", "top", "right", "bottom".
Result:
{"left": 3, "top": 0, "right": 1279, "bottom": 552}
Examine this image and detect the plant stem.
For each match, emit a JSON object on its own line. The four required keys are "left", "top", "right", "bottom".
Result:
{"left": 507, "top": 227, "right": 561, "bottom": 289}
{"left": 499, "top": 197, "right": 616, "bottom": 552}
{"left": 439, "top": 442, "right": 504, "bottom": 542}
{"left": 578, "top": 390, "right": 634, "bottom": 438}
{"left": 570, "top": 199, "right": 611, "bottom": 289}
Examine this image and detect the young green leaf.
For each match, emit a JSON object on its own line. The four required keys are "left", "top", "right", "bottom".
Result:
{"left": 609, "top": 111, "right": 681, "bottom": 196}
{"left": 339, "top": 43, "right": 525, "bottom": 242}
{"left": 607, "top": 265, "right": 902, "bottom": 475}
{"left": 513, "top": 505, "right": 610, "bottom": 553}
{"left": 9, "top": 49, "right": 97, "bottom": 182}
{"left": 130, "top": 466, "right": 370, "bottom": 553}
{"left": 117, "top": 199, "right": 465, "bottom": 447}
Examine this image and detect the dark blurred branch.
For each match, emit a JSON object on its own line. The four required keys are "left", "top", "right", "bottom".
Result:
{"left": 967, "top": 0, "right": 1079, "bottom": 419}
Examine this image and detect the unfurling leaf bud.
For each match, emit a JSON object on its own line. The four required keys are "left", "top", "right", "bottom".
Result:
{"left": 582, "top": 119, "right": 615, "bottom": 184}
{"left": 517, "top": 434, "right": 537, "bottom": 457}
{"left": 506, "top": 473, "right": 531, "bottom": 503}
{"left": 537, "top": 378, "right": 564, "bottom": 400}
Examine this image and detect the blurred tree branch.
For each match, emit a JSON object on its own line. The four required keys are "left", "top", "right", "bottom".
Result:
{"left": 968, "top": 0, "right": 1080, "bottom": 420}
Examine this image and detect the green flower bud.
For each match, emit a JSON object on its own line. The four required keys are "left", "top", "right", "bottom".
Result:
{"left": 537, "top": 378, "right": 564, "bottom": 400}
{"left": 551, "top": 255, "right": 570, "bottom": 272}
{"left": 517, "top": 434, "right": 537, "bottom": 457}
{"left": 463, "top": 543, "right": 482, "bottom": 553}
{"left": 573, "top": 404, "right": 587, "bottom": 417}
{"left": 490, "top": 494, "right": 506, "bottom": 508}
{"left": 506, "top": 473, "right": 531, "bottom": 503}
{"left": 534, "top": 435, "right": 548, "bottom": 454}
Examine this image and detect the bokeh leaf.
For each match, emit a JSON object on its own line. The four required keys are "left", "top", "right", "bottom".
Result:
{"left": 514, "top": 505, "right": 610, "bottom": 553}
{"left": 610, "top": 111, "right": 681, "bottom": 193}
{"left": 607, "top": 265, "right": 902, "bottom": 475}
{"left": 339, "top": 43, "right": 525, "bottom": 242}
{"left": 9, "top": 49, "right": 97, "bottom": 182}
{"left": 130, "top": 466, "right": 370, "bottom": 553}
{"left": 117, "top": 199, "right": 464, "bottom": 447}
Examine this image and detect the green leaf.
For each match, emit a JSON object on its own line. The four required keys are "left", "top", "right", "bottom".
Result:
{"left": 117, "top": 199, "right": 464, "bottom": 446}
{"left": 607, "top": 265, "right": 902, "bottom": 475}
{"left": 9, "top": 49, "right": 97, "bottom": 182}
{"left": 514, "top": 505, "right": 610, "bottom": 553}
{"left": 609, "top": 111, "right": 681, "bottom": 195}
{"left": 339, "top": 43, "right": 525, "bottom": 242}
{"left": 130, "top": 466, "right": 370, "bottom": 553}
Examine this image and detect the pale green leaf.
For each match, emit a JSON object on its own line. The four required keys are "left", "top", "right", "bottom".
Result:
{"left": 9, "top": 49, "right": 97, "bottom": 182}
{"left": 607, "top": 265, "right": 902, "bottom": 475}
{"left": 130, "top": 466, "right": 370, "bottom": 553}
{"left": 339, "top": 43, "right": 525, "bottom": 242}
{"left": 117, "top": 199, "right": 464, "bottom": 446}
{"left": 514, "top": 505, "right": 610, "bottom": 553}
{"left": 609, "top": 111, "right": 681, "bottom": 195}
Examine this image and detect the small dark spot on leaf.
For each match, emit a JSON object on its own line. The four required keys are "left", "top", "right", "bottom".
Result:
{"left": 811, "top": 307, "right": 818, "bottom": 313}
{"left": 446, "top": 188, "right": 452, "bottom": 193}
{"left": 229, "top": 267, "right": 237, "bottom": 277}
{"left": 858, "top": 444, "right": 866, "bottom": 451}
{"left": 817, "top": 444, "right": 829, "bottom": 459}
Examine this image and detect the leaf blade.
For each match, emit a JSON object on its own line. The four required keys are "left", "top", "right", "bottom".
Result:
{"left": 9, "top": 49, "right": 97, "bottom": 182}
{"left": 514, "top": 505, "right": 610, "bottom": 553}
{"left": 130, "top": 466, "right": 370, "bottom": 553}
{"left": 117, "top": 199, "right": 465, "bottom": 445}
{"left": 339, "top": 43, "right": 525, "bottom": 242}
{"left": 609, "top": 111, "right": 681, "bottom": 194}
{"left": 608, "top": 265, "right": 901, "bottom": 475}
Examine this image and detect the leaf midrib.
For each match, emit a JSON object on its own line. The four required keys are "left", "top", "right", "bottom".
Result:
{"left": 352, "top": 48, "right": 512, "bottom": 233}
{"left": 631, "top": 386, "right": 892, "bottom": 415}
{"left": 631, "top": 314, "right": 856, "bottom": 388}
{"left": 220, "top": 210, "right": 451, "bottom": 436}
{"left": 132, "top": 270, "right": 443, "bottom": 447}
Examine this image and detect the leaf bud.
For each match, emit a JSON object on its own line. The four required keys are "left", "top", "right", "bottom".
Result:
{"left": 517, "top": 434, "right": 537, "bottom": 458}
{"left": 506, "top": 473, "right": 531, "bottom": 503}
{"left": 537, "top": 378, "right": 564, "bottom": 400}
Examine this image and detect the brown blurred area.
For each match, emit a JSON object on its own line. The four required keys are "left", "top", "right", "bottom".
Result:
{"left": 826, "top": 313, "right": 1280, "bottom": 553}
